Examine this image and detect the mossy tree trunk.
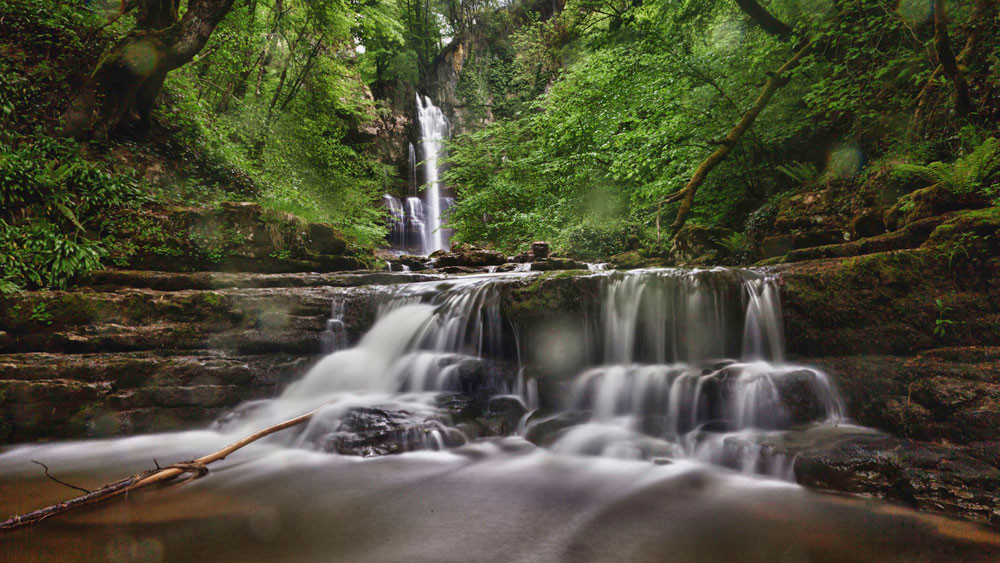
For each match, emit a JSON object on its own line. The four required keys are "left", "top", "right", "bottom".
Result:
{"left": 60, "top": 0, "right": 237, "bottom": 139}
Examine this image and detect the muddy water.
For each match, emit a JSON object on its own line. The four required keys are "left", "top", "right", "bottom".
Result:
{"left": 2, "top": 434, "right": 999, "bottom": 562}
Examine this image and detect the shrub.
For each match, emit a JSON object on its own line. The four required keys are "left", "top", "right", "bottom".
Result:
{"left": 0, "top": 137, "right": 141, "bottom": 291}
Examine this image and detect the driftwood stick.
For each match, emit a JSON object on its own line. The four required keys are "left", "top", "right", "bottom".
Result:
{"left": 31, "top": 460, "right": 91, "bottom": 494}
{"left": 1, "top": 408, "right": 318, "bottom": 532}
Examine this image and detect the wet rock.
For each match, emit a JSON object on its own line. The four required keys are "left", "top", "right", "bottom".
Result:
{"left": 305, "top": 223, "right": 348, "bottom": 255}
{"left": 524, "top": 411, "right": 591, "bottom": 446}
{"left": 762, "top": 235, "right": 794, "bottom": 259}
{"left": 806, "top": 352, "right": 1000, "bottom": 444}
{"left": 771, "top": 370, "right": 829, "bottom": 424}
{"left": 394, "top": 254, "right": 431, "bottom": 271}
{"left": 851, "top": 208, "right": 886, "bottom": 239}
{"left": 0, "top": 352, "right": 308, "bottom": 442}
{"left": 885, "top": 184, "right": 989, "bottom": 231}
{"left": 313, "top": 407, "right": 460, "bottom": 456}
{"left": 670, "top": 224, "right": 733, "bottom": 265}
{"left": 488, "top": 395, "right": 528, "bottom": 429}
{"left": 608, "top": 250, "right": 669, "bottom": 270}
{"left": 529, "top": 258, "right": 589, "bottom": 271}
{"left": 431, "top": 247, "right": 506, "bottom": 268}
{"left": 793, "top": 433, "right": 1000, "bottom": 525}
{"left": 531, "top": 241, "right": 551, "bottom": 259}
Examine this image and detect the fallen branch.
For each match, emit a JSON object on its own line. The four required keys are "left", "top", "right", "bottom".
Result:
{"left": 1, "top": 408, "right": 318, "bottom": 532}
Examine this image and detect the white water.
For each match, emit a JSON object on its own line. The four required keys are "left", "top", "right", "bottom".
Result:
{"left": 212, "top": 268, "right": 845, "bottom": 478}
{"left": 415, "top": 93, "right": 452, "bottom": 254}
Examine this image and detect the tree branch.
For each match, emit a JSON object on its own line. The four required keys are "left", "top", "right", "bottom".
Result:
{"left": 666, "top": 41, "right": 814, "bottom": 233}
{"left": 933, "top": 0, "right": 972, "bottom": 116}
{"left": 734, "top": 0, "right": 793, "bottom": 39}
{"left": 1, "top": 407, "right": 319, "bottom": 532}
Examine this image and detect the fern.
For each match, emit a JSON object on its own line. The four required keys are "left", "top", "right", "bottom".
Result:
{"left": 776, "top": 161, "right": 819, "bottom": 185}
{"left": 894, "top": 138, "right": 1000, "bottom": 196}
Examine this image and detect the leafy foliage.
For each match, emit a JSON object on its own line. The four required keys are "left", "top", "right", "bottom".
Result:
{"left": 0, "top": 137, "right": 141, "bottom": 291}
{"left": 894, "top": 138, "right": 1000, "bottom": 199}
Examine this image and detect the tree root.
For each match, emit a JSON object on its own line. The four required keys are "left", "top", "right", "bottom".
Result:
{"left": 0, "top": 407, "right": 318, "bottom": 532}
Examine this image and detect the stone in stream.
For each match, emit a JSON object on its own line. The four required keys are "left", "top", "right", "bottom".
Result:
{"left": 530, "top": 241, "right": 550, "bottom": 259}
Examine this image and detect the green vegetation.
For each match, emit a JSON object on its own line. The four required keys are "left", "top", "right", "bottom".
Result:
{"left": 443, "top": 0, "right": 1000, "bottom": 255}
{"left": 1, "top": 0, "right": 998, "bottom": 289}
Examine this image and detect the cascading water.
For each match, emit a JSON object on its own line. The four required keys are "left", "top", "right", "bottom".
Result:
{"left": 4, "top": 268, "right": 998, "bottom": 560}
{"left": 547, "top": 269, "right": 844, "bottom": 475}
{"left": 381, "top": 96, "right": 453, "bottom": 255}
{"left": 415, "top": 93, "right": 452, "bottom": 254}
{"left": 216, "top": 273, "right": 522, "bottom": 453}
{"left": 218, "top": 267, "right": 843, "bottom": 477}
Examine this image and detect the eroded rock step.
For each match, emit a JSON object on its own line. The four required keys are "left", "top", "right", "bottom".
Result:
{"left": 0, "top": 351, "right": 311, "bottom": 442}
{"left": 80, "top": 270, "right": 445, "bottom": 291}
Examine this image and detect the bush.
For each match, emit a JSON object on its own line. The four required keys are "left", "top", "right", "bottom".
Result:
{"left": 0, "top": 136, "right": 141, "bottom": 291}
{"left": 557, "top": 221, "right": 632, "bottom": 260}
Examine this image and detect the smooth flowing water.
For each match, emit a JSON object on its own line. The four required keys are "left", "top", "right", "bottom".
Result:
{"left": 2, "top": 269, "right": 999, "bottom": 561}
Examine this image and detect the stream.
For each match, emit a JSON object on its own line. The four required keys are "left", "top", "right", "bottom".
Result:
{"left": 2, "top": 269, "right": 999, "bottom": 561}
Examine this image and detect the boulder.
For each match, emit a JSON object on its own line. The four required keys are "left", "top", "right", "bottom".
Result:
{"left": 884, "top": 184, "right": 989, "bottom": 231}
{"left": 529, "top": 258, "right": 589, "bottom": 271}
{"left": 531, "top": 241, "right": 551, "bottom": 259}
{"left": 432, "top": 246, "right": 506, "bottom": 268}
{"left": 306, "top": 223, "right": 348, "bottom": 255}
{"left": 524, "top": 411, "right": 591, "bottom": 446}
{"left": 851, "top": 208, "right": 887, "bottom": 239}
{"left": 669, "top": 224, "right": 733, "bottom": 265}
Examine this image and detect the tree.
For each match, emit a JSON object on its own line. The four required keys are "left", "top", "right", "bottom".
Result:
{"left": 61, "top": 0, "right": 238, "bottom": 139}
{"left": 661, "top": 0, "right": 804, "bottom": 233}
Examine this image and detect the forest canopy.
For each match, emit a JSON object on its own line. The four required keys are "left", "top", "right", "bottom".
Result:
{"left": 0, "top": 0, "right": 998, "bottom": 290}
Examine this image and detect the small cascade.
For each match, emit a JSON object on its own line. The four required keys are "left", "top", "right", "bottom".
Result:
{"left": 320, "top": 296, "right": 349, "bottom": 353}
{"left": 381, "top": 195, "right": 427, "bottom": 254}
{"left": 222, "top": 275, "right": 518, "bottom": 451}
{"left": 221, "top": 267, "right": 845, "bottom": 478}
{"left": 545, "top": 269, "right": 845, "bottom": 473}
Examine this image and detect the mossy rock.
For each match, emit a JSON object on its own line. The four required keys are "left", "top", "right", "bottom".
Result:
{"left": 885, "top": 184, "right": 989, "bottom": 231}
{"left": 669, "top": 224, "right": 734, "bottom": 265}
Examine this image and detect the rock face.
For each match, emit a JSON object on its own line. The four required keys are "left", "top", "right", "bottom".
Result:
{"left": 775, "top": 212, "right": 1000, "bottom": 525}
{"left": 108, "top": 202, "right": 374, "bottom": 273}
{"left": 670, "top": 224, "right": 734, "bottom": 265}
{"left": 531, "top": 241, "right": 550, "bottom": 259}
{"left": 0, "top": 272, "right": 439, "bottom": 443}
{"left": 430, "top": 246, "right": 506, "bottom": 268}
{"left": 792, "top": 431, "right": 1000, "bottom": 525}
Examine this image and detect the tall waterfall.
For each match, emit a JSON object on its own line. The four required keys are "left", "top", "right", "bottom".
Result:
{"left": 415, "top": 93, "right": 451, "bottom": 254}
{"left": 382, "top": 95, "right": 454, "bottom": 255}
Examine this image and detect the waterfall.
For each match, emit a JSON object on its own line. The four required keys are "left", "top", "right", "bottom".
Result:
{"left": 408, "top": 142, "right": 417, "bottom": 195}
{"left": 220, "top": 268, "right": 844, "bottom": 478}
{"left": 381, "top": 195, "right": 427, "bottom": 254}
{"left": 221, "top": 274, "right": 518, "bottom": 447}
{"left": 547, "top": 269, "right": 844, "bottom": 473}
{"left": 380, "top": 97, "right": 452, "bottom": 255}
{"left": 416, "top": 93, "right": 452, "bottom": 254}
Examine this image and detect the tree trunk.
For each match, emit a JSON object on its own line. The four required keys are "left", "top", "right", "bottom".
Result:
{"left": 734, "top": 0, "right": 793, "bottom": 39}
{"left": 60, "top": 0, "right": 238, "bottom": 139}
{"left": 933, "top": 0, "right": 972, "bottom": 116}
